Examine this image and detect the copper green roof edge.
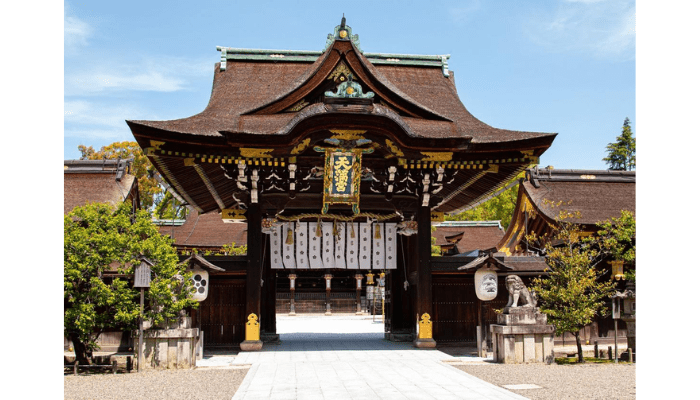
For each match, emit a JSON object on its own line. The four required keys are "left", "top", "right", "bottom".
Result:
{"left": 435, "top": 220, "right": 504, "bottom": 229}
{"left": 215, "top": 46, "right": 450, "bottom": 71}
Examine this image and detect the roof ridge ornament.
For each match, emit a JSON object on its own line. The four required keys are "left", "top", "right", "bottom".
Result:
{"left": 324, "top": 15, "right": 362, "bottom": 52}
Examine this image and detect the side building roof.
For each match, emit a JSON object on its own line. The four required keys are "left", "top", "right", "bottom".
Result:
{"left": 432, "top": 221, "right": 505, "bottom": 255}
{"left": 498, "top": 168, "right": 636, "bottom": 255}
{"left": 64, "top": 159, "right": 139, "bottom": 214}
{"left": 158, "top": 209, "right": 247, "bottom": 251}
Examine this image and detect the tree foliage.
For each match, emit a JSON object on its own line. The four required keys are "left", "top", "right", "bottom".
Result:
{"left": 447, "top": 173, "right": 522, "bottom": 229}
{"left": 79, "top": 141, "right": 186, "bottom": 219}
{"left": 64, "top": 202, "right": 198, "bottom": 364}
{"left": 526, "top": 208, "right": 617, "bottom": 363}
{"left": 603, "top": 117, "right": 636, "bottom": 171}
{"left": 597, "top": 210, "right": 636, "bottom": 282}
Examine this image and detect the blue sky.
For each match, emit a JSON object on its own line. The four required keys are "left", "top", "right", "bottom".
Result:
{"left": 64, "top": 0, "right": 636, "bottom": 170}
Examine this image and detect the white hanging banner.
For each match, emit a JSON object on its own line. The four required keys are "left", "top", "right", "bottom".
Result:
{"left": 346, "top": 222, "right": 359, "bottom": 269}
{"left": 322, "top": 222, "right": 335, "bottom": 269}
{"left": 384, "top": 223, "right": 397, "bottom": 270}
{"left": 359, "top": 222, "right": 372, "bottom": 269}
{"left": 309, "top": 223, "right": 323, "bottom": 269}
{"left": 282, "top": 222, "right": 297, "bottom": 269}
{"left": 295, "top": 222, "right": 310, "bottom": 269}
{"left": 373, "top": 223, "right": 385, "bottom": 270}
{"left": 334, "top": 222, "right": 347, "bottom": 270}
{"left": 270, "top": 224, "right": 284, "bottom": 269}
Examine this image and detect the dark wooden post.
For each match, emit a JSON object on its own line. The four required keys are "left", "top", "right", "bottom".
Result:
{"left": 414, "top": 206, "right": 436, "bottom": 348}
{"left": 241, "top": 202, "right": 263, "bottom": 351}
{"left": 246, "top": 203, "right": 262, "bottom": 319}
{"left": 260, "top": 237, "right": 278, "bottom": 342}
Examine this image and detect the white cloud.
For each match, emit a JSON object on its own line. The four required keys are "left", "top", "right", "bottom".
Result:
{"left": 65, "top": 57, "right": 212, "bottom": 96}
{"left": 525, "top": 0, "right": 635, "bottom": 59}
{"left": 64, "top": 4, "right": 92, "bottom": 53}
{"left": 64, "top": 100, "right": 143, "bottom": 129}
{"left": 449, "top": 0, "right": 481, "bottom": 23}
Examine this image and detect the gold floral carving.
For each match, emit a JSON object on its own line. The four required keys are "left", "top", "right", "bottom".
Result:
{"left": 327, "top": 62, "right": 352, "bottom": 81}
{"left": 287, "top": 99, "right": 309, "bottom": 112}
{"left": 291, "top": 138, "right": 311, "bottom": 155}
{"left": 329, "top": 130, "right": 367, "bottom": 141}
{"left": 385, "top": 139, "right": 405, "bottom": 157}
{"left": 420, "top": 152, "right": 453, "bottom": 162}
{"left": 240, "top": 148, "right": 274, "bottom": 158}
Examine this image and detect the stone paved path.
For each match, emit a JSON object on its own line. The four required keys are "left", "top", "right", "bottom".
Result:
{"left": 200, "top": 315, "right": 528, "bottom": 400}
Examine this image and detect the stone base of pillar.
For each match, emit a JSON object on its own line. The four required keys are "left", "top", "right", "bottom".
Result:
{"left": 288, "top": 311, "right": 297, "bottom": 316}
{"left": 240, "top": 340, "right": 263, "bottom": 351}
{"left": 413, "top": 338, "right": 437, "bottom": 348}
{"left": 355, "top": 311, "right": 365, "bottom": 315}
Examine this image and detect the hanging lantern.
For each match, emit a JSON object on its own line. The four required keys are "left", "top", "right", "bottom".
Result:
{"left": 286, "top": 226, "right": 294, "bottom": 245}
{"left": 366, "top": 271, "right": 375, "bottom": 285}
{"left": 474, "top": 265, "right": 498, "bottom": 301}
{"left": 611, "top": 260, "right": 624, "bottom": 281}
{"left": 190, "top": 266, "right": 210, "bottom": 301}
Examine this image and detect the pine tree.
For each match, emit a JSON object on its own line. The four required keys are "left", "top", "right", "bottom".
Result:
{"left": 603, "top": 118, "right": 636, "bottom": 171}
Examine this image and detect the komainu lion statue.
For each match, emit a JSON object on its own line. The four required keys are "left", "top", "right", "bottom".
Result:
{"left": 505, "top": 275, "right": 537, "bottom": 308}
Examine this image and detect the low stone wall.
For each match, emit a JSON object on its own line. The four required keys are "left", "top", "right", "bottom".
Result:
{"left": 139, "top": 328, "right": 199, "bottom": 369}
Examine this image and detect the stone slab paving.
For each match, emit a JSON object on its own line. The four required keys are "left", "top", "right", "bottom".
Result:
{"left": 214, "top": 314, "right": 527, "bottom": 400}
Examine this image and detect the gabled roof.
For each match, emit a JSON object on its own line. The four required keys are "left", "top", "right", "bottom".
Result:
{"left": 522, "top": 168, "right": 635, "bottom": 225}
{"left": 497, "top": 168, "right": 636, "bottom": 255}
{"left": 127, "top": 23, "right": 555, "bottom": 145}
{"left": 64, "top": 159, "right": 138, "bottom": 214}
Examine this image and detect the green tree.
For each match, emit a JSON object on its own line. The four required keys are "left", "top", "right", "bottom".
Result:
{"left": 527, "top": 209, "right": 617, "bottom": 363}
{"left": 447, "top": 173, "right": 522, "bottom": 229}
{"left": 78, "top": 142, "right": 186, "bottom": 219}
{"left": 64, "top": 202, "right": 198, "bottom": 365}
{"left": 221, "top": 242, "right": 248, "bottom": 255}
{"left": 603, "top": 118, "right": 636, "bottom": 171}
{"left": 597, "top": 210, "right": 636, "bottom": 282}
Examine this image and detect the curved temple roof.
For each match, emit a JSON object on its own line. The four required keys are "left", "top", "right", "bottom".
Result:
{"left": 127, "top": 20, "right": 557, "bottom": 215}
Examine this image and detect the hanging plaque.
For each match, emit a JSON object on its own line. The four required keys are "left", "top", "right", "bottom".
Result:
{"left": 322, "top": 148, "right": 363, "bottom": 214}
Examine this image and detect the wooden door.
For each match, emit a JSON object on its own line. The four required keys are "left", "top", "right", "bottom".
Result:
{"left": 198, "top": 278, "right": 246, "bottom": 348}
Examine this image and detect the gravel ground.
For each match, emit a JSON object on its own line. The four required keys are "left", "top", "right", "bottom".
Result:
{"left": 64, "top": 367, "right": 250, "bottom": 400}
{"left": 451, "top": 362, "right": 636, "bottom": 400}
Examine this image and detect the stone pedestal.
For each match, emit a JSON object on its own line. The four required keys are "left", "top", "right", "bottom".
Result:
{"left": 413, "top": 338, "right": 437, "bottom": 348}
{"left": 240, "top": 340, "right": 263, "bottom": 351}
{"left": 491, "top": 307, "right": 555, "bottom": 364}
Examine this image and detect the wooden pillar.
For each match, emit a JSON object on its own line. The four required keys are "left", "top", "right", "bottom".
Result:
{"left": 414, "top": 206, "right": 436, "bottom": 348}
{"left": 260, "top": 239, "right": 278, "bottom": 342}
{"left": 241, "top": 202, "right": 263, "bottom": 351}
